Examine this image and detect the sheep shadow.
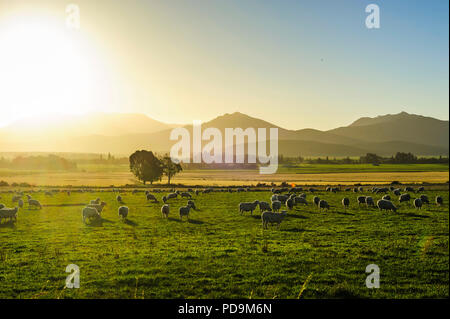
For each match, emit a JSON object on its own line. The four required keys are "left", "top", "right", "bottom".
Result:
{"left": 85, "top": 217, "right": 114, "bottom": 227}
{"left": 402, "top": 212, "right": 430, "bottom": 218}
{"left": 167, "top": 217, "right": 182, "bottom": 222}
{"left": 287, "top": 214, "right": 308, "bottom": 219}
{"left": 336, "top": 211, "right": 355, "bottom": 216}
{"left": 123, "top": 219, "right": 138, "bottom": 226}
{"left": 0, "top": 221, "right": 17, "bottom": 229}
{"left": 281, "top": 227, "right": 311, "bottom": 233}
{"left": 187, "top": 219, "right": 205, "bottom": 225}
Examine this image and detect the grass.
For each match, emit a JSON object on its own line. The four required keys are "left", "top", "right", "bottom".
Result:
{"left": 0, "top": 186, "right": 448, "bottom": 299}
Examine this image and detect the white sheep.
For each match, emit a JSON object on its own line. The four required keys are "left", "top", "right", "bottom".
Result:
{"left": 187, "top": 200, "right": 196, "bottom": 210}
{"left": 271, "top": 200, "right": 282, "bottom": 212}
{"left": 179, "top": 205, "right": 191, "bottom": 221}
{"left": 180, "top": 192, "right": 192, "bottom": 199}
{"left": 146, "top": 193, "right": 158, "bottom": 202}
{"left": 377, "top": 199, "right": 397, "bottom": 212}
{"left": 413, "top": 198, "right": 422, "bottom": 209}
{"left": 28, "top": 199, "right": 42, "bottom": 209}
{"left": 118, "top": 206, "right": 129, "bottom": 219}
{"left": 82, "top": 207, "right": 101, "bottom": 223}
{"left": 238, "top": 200, "right": 259, "bottom": 215}
{"left": 261, "top": 210, "right": 287, "bottom": 229}
{"left": 161, "top": 204, "right": 170, "bottom": 218}
{"left": 87, "top": 202, "right": 107, "bottom": 215}
{"left": 0, "top": 207, "right": 18, "bottom": 223}
{"left": 342, "top": 197, "right": 350, "bottom": 208}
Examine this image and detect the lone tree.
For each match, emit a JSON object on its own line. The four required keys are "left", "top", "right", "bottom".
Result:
{"left": 129, "top": 150, "right": 163, "bottom": 185}
{"left": 161, "top": 154, "right": 182, "bottom": 185}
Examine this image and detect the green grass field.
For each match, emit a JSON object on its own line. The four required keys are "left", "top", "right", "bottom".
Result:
{"left": 0, "top": 186, "right": 448, "bottom": 299}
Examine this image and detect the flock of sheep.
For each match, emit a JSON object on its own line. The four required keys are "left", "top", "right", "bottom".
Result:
{"left": 0, "top": 185, "right": 446, "bottom": 228}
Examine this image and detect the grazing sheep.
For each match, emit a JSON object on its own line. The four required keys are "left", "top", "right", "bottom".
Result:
{"left": 382, "top": 195, "right": 391, "bottom": 201}
{"left": 195, "top": 189, "right": 201, "bottom": 196}
{"left": 271, "top": 200, "right": 282, "bottom": 212}
{"left": 270, "top": 194, "right": 278, "bottom": 203}
{"left": 167, "top": 193, "right": 178, "bottom": 200}
{"left": 162, "top": 196, "right": 167, "bottom": 203}
{"left": 146, "top": 193, "right": 158, "bottom": 202}
{"left": 377, "top": 199, "right": 397, "bottom": 212}
{"left": 179, "top": 205, "right": 191, "bottom": 221}
{"left": 376, "top": 187, "right": 389, "bottom": 194}
{"left": 82, "top": 207, "right": 101, "bottom": 223}
{"left": 358, "top": 186, "right": 364, "bottom": 192}
{"left": 313, "top": 196, "right": 320, "bottom": 206}
{"left": 180, "top": 192, "right": 192, "bottom": 199}
{"left": 116, "top": 195, "right": 123, "bottom": 203}
{"left": 435, "top": 196, "right": 443, "bottom": 206}
{"left": 239, "top": 200, "right": 259, "bottom": 215}
{"left": 357, "top": 196, "right": 366, "bottom": 205}
{"left": 12, "top": 195, "right": 22, "bottom": 202}
{"left": 161, "top": 204, "right": 169, "bottom": 218}
{"left": 318, "top": 200, "right": 330, "bottom": 211}
{"left": 261, "top": 210, "right": 288, "bottom": 229}
{"left": 393, "top": 189, "right": 401, "bottom": 196}
{"left": 405, "top": 187, "right": 414, "bottom": 192}
{"left": 419, "top": 195, "right": 429, "bottom": 204}
{"left": 87, "top": 202, "right": 107, "bottom": 215}
{"left": 28, "top": 199, "right": 42, "bottom": 209}
{"left": 308, "top": 188, "right": 316, "bottom": 193}
{"left": 0, "top": 207, "right": 18, "bottom": 223}
{"left": 18, "top": 199, "right": 24, "bottom": 208}
{"left": 413, "top": 198, "right": 422, "bottom": 209}
{"left": 353, "top": 188, "right": 358, "bottom": 193}
{"left": 118, "top": 206, "right": 129, "bottom": 219}
{"left": 342, "top": 197, "right": 350, "bottom": 208}
{"left": 298, "top": 193, "right": 306, "bottom": 199}
{"left": 294, "top": 197, "right": 308, "bottom": 205}
{"left": 286, "top": 198, "right": 294, "bottom": 210}
{"left": 26, "top": 194, "right": 32, "bottom": 200}
{"left": 399, "top": 193, "right": 411, "bottom": 203}
{"left": 259, "top": 201, "right": 272, "bottom": 212}
{"left": 417, "top": 186, "right": 425, "bottom": 192}
{"left": 365, "top": 196, "right": 375, "bottom": 207}
{"left": 187, "top": 200, "right": 196, "bottom": 210}
{"left": 276, "top": 194, "right": 288, "bottom": 204}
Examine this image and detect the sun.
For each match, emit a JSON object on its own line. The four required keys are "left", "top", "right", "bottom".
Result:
{"left": 0, "top": 13, "right": 102, "bottom": 126}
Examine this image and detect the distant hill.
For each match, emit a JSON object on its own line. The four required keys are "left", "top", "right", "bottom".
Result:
{"left": 329, "top": 112, "right": 449, "bottom": 149}
{"left": 0, "top": 111, "right": 448, "bottom": 157}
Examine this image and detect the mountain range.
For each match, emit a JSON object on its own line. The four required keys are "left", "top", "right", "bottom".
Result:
{"left": 0, "top": 111, "right": 448, "bottom": 157}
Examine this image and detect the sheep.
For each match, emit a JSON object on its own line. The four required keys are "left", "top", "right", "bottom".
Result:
{"left": 298, "top": 193, "right": 306, "bottom": 199}
{"left": 358, "top": 186, "right": 364, "bottom": 192}
{"left": 195, "top": 189, "right": 200, "bottom": 196}
{"left": 0, "top": 207, "right": 18, "bottom": 223}
{"left": 294, "top": 196, "right": 308, "bottom": 205}
{"left": 18, "top": 199, "right": 24, "bottom": 208}
{"left": 271, "top": 200, "right": 282, "bottom": 212}
{"left": 435, "top": 196, "right": 443, "bottom": 206}
{"left": 179, "top": 205, "right": 191, "bottom": 221}
{"left": 116, "top": 195, "right": 123, "bottom": 203}
{"left": 342, "top": 197, "right": 350, "bottom": 208}
{"left": 187, "top": 200, "right": 196, "bottom": 210}
{"left": 90, "top": 199, "right": 100, "bottom": 205}
{"left": 28, "top": 199, "right": 42, "bottom": 209}
{"left": 393, "top": 189, "right": 401, "bottom": 196}
{"left": 82, "top": 207, "right": 101, "bottom": 223}
{"left": 399, "top": 193, "right": 411, "bottom": 203}
{"left": 357, "top": 196, "right": 366, "bottom": 206}
{"left": 405, "top": 186, "right": 414, "bottom": 192}
{"left": 239, "top": 200, "right": 259, "bottom": 215}
{"left": 365, "top": 196, "right": 375, "bottom": 207}
{"left": 180, "top": 192, "right": 192, "bottom": 199}
{"left": 276, "top": 194, "right": 288, "bottom": 204}
{"left": 377, "top": 199, "right": 397, "bottom": 212}
{"left": 345, "top": 188, "right": 351, "bottom": 192}
{"left": 270, "top": 194, "right": 278, "bottom": 203}
{"left": 318, "top": 200, "right": 330, "bottom": 211}
{"left": 353, "top": 187, "right": 358, "bottom": 193}
{"left": 261, "top": 210, "right": 288, "bottom": 229}
{"left": 12, "top": 195, "right": 22, "bottom": 202}
{"left": 87, "top": 202, "right": 107, "bottom": 215}
{"left": 313, "top": 196, "right": 320, "bottom": 206}
{"left": 375, "top": 187, "right": 389, "bottom": 194}
{"left": 382, "top": 195, "right": 391, "bottom": 201}
{"left": 26, "top": 194, "right": 32, "bottom": 200}
{"left": 146, "top": 193, "right": 158, "bottom": 202}
{"left": 259, "top": 201, "right": 272, "bottom": 212}
{"left": 286, "top": 198, "right": 294, "bottom": 210}
{"left": 413, "top": 198, "right": 422, "bottom": 209}
{"left": 417, "top": 186, "right": 425, "bottom": 192}
{"left": 161, "top": 204, "right": 169, "bottom": 218}
{"left": 419, "top": 195, "right": 429, "bottom": 204}
{"left": 118, "top": 206, "right": 129, "bottom": 219}
{"left": 167, "top": 193, "right": 178, "bottom": 200}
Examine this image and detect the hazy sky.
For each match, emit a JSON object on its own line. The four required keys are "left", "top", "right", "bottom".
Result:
{"left": 0, "top": 0, "right": 448, "bottom": 130}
